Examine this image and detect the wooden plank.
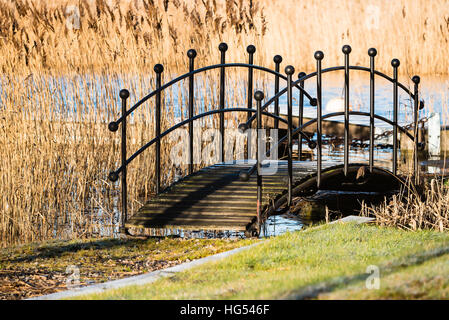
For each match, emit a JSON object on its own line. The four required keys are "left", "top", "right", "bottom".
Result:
{"left": 153, "top": 197, "right": 258, "bottom": 204}
{"left": 139, "top": 203, "right": 256, "bottom": 211}
{"left": 126, "top": 220, "right": 250, "bottom": 231}
{"left": 155, "top": 193, "right": 258, "bottom": 200}
{"left": 129, "top": 214, "right": 254, "bottom": 222}
{"left": 132, "top": 212, "right": 256, "bottom": 219}
{"left": 137, "top": 209, "right": 257, "bottom": 216}
{"left": 175, "top": 181, "right": 288, "bottom": 188}
{"left": 126, "top": 223, "right": 248, "bottom": 231}
{"left": 126, "top": 162, "right": 334, "bottom": 232}
{"left": 157, "top": 191, "right": 259, "bottom": 198}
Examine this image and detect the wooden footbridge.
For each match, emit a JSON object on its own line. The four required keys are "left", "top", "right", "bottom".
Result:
{"left": 107, "top": 44, "right": 425, "bottom": 237}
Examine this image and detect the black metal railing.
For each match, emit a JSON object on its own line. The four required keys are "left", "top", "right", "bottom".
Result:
{"left": 239, "top": 45, "right": 425, "bottom": 208}
{"left": 107, "top": 43, "right": 315, "bottom": 232}
{"left": 107, "top": 43, "right": 425, "bottom": 234}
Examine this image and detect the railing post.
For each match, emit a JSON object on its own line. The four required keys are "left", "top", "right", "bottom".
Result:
{"left": 391, "top": 58, "right": 400, "bottom": 176}
{"left": 246, "top": 45, "right": 255, "bottom": 160}
{"left": 119, "top": 89, "right": 129, "bottom": 231}
{"left": 273, "top": 55, "right": 282, "bottom": 130}
{"left": 187, "top": 49, "right": 197, "bottom": 175}
{"left": 285, "top": 65, "right": 295, "bottom": 207}
{"left": 255, "top": 90, "right": 264, "bottom": 233}
{"left": 368, "top": 48, "right": 377, "bottom": 173}
{"left": 154, "top": 64, "right": 164, "bottom": 195}
{"left": 412, "top": 75, "right": 421, "bottom": 184}
{"left": 298, "top": 72, "right": 306, "bottom": 160}
{"left": 219, "top": 42, "right": 228, "bottom": 163}
{"left": 342, "top": 45, "right": 351, "bottom": 177}
{"left": 314, "top": 51, "right": 324, "bottom": 189}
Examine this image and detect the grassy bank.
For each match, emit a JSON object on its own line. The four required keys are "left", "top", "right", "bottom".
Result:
{"left": 0, "top": 236, "right": 253, "bottom": 300}
{"left": 75, "top": 223, "right": 449, "bottom": 300}
{"left": 318, "top": 252, "right": 449, "bottom": 299}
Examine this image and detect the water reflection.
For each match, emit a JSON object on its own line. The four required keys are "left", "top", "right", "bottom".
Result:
{"left": 259, "top": 214, "right": 303, "bottom": 238}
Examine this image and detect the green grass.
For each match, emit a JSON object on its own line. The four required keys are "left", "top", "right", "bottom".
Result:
{"left": 0, "top": 236, "right": 253, "bottom": 300}
{"left": 318, "top": 252, "right": 449, "bottom": 299}
{"left": 76, "top": 223, "right": 449, "bottom": 300}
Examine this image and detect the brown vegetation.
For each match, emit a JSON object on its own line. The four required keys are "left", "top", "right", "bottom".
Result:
{"left": 0, "top": 0, "right": 448, "bottom": 75}
{"left": 361, "top": 177, "right": 449, "bottom": 232}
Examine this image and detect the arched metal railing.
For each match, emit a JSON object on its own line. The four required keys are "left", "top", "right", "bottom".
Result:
{"left": 107, "top": 43, "right": 316, "bottom": 231}
{"left": 240, "top": 45, "right": 425, "bottom": 211}
{"left": 107, "top": 43, "right": 425, "bottom": 234}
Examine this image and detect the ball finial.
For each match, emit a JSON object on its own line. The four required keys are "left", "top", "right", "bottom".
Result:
{"left": 247, "top": 45, "right": 256, "bottom": 54}
{"left": 285, "top": 65, "right": 295, "bottom": 75}
{"left": 254, "top": 90, "right": 264, "bottom": 101}
{"left": 273, "top": 55, "right": 283, "bottom": 64}
{"left": 153, "top": 64, "right": 164, "bottom": 73}
{"left": 298, "top": 72, "right": 306, "bottom": 79}
{"left": 310, "top": 98, "right": 317, "bottom": 106}
{"left": 391, "top": 59, "right": 400, "bottom": 68}
{"left": 412, "top": 75, "right": 420, "bottom": 84}
{"left": 238, "top": 122, "right": 248, "bottom": 133}
{"left": 218, "top": 42, "right": 228, "bottom": 52}
{"left": 418, "top": 142, "right": 425, "bottom": 151}
{"left": 187, "top": 49, "right": 197, "bottom": 59}
{"left": 308, "top": 141, "right": 317, "bottom": 149}
{"left": 239, "top": 171, "right": 250, "bottom": 181}
{"left": 108, "top": 121, "right": 118, "bottom": 132}
{"left": 108, "top": 171, "right": 119, "bottom": 182}
{"left": 119, "top": 89, "right": 129, "bottom": 99}
{"left": 314, "top": 51, "right": 324, "bottom": 60}
{"left": 342, "top": 45, "right": 352, "bottom": 54}
{"left": 368, "top": 48, "right": 377, "bottom": 57}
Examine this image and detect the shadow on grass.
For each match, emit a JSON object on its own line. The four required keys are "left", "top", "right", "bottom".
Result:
{"left": 6, "top": 238, "right": 152, "bottom": 264}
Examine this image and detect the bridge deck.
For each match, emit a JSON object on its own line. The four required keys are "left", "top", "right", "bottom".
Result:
{"left": 126, "top": 161, "right": 336, "bottom": 233}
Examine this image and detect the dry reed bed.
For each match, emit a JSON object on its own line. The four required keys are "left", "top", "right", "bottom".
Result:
{"left": 361, "top": 178, "right": 449, "bottom": 232}
{"left": 0, "top": 0, "right": 267, "bottom": 74}
{"left": 0, "top": 70, "right": 270, "bottom": 246}
{"left": 0, "top": 0, "right": 448, "bottom": 75}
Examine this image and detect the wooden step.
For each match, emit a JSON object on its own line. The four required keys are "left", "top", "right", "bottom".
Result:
{"left": 126, "top": 161, "right": 320, "bottom": 232}
{"left": 137, "top": 206, "right": 256, "bottom": 215}
{"left": 130, "top": 214, "right": 254, "bottom": 221}
{"left": 147, "top": 198, "right": 257, "bottom": 206}
{"left": 127, "top": 218, "right": 252, "bottom": 231}
{"left": 155, "top": 193, "right": 258, "bottom": 200}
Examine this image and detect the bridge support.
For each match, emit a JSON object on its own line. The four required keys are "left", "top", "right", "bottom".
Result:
{"left": 119, "top": 89, "right": 129, "bottom": 232}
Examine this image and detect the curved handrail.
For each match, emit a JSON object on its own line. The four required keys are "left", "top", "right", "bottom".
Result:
{"left": 241, "top": 111, "right": 417, "bottom": 180}
{"left": 110, "top": 63, "right": 316, "bottom": 126}
{"left": 272, "top": 111, "right": 416, "bottom": 156}
{"left": 240, "top": 81, "right": 315, "bottom": 131}
{"left": 241, "top": 65, "right": 424, "bottom": 129}
{"left": 297, "top": 111, "right": 415, "bottom": 141}
{"left": 109, "top": 107, "right": 313, "bottom": 177}
{"left": 299, "top": 66, "right": 424, "bottom": 109}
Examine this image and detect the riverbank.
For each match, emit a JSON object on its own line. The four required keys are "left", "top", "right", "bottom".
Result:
{"left": 0, "top": 236, "right": 253, "bottom": 300}
{"left": 74, "top": 222, "right": 449, "bottom": 299}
